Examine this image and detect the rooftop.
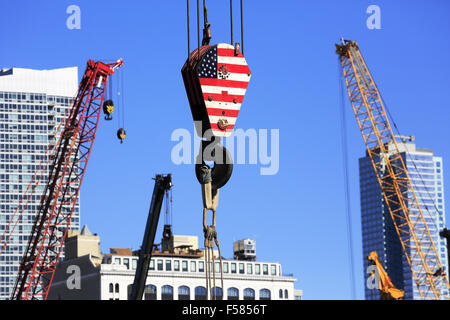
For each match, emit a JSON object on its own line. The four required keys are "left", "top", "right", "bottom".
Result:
{"left": 0, "top": 66, "right": 78, "bottom": 97}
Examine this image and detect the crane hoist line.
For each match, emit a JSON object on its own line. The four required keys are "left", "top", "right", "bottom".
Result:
{"left": 336, "top": 39, "right": 449, "bottom": 300}
{"left": 182, "top": 0, "right": 251, "bottom": 300}
{"left": 0, "top": 59, "right": 124, "bottom": 300}
{"left": 103, "top": 65, "right": 127, "bottom": 144}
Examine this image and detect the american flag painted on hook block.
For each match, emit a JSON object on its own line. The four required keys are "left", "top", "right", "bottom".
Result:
{"left": 182, "top": 43, "right": 251, "bottom": 138}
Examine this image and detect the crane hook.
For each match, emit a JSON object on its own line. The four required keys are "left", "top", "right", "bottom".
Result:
{"left": 195, "top": 138, "right": 233, "bottom": 190}
{"left": 117, "top": 128, "right": 126, "bottom": 144}
{"left": 103, "top": 99, "right": 114, "bottom": 121}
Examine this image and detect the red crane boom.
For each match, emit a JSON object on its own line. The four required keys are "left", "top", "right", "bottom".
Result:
{"left": 8, "top": 59, "right": 123, "bottom": 300}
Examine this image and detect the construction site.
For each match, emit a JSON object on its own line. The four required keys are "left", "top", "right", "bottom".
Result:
{"left": 0, "top": 0, "right": 449, "bottom": 304}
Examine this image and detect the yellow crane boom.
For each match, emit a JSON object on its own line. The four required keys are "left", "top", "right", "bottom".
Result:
{"left": 336, "top": 39, "right": 449, "bottom": 299}
{"left": 368, "top": 251, "right": 404, "bottom": 300}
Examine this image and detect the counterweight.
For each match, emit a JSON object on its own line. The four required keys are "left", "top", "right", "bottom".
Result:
{"left": 336, "top": 40, "right": 449, "bottom": 299}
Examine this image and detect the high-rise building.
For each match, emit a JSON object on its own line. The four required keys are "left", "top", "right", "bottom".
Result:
{"left": 0, "top": 67, "right": 79, "bottom": 299}
{"left": 360, "top": 136, "right": 448, "bottom": 300}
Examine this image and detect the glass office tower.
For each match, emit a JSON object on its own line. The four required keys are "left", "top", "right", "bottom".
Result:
{"left": 360, "top": 136, "right": 448, "bottom": 300}
{"left": 0, "top": 67, "right": 79, "bottom": 299}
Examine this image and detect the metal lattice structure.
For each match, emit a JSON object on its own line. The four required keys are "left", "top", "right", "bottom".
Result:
{"left": 336, "top": 40, "right": 449, "bottom": 299}
{"left": 9, "top": 59, "right": 123, "bottom": 300}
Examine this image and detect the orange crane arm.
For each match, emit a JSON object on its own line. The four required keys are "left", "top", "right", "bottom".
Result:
{"left": 368, "top": 251, "right": 404, "bottom": 300}
{"left": 336, "top": 39, "right": 449, "bottom": 299}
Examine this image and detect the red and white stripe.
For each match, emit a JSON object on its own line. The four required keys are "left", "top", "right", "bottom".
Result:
{"left": 200, "top": 43, "right": 251, "bottom": 137}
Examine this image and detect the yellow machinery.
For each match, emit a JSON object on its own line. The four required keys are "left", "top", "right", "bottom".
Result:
{"left": 336, "top": 39, "right": 449, "bottom": 299}
{"left": 368, "top": 251, "right": 404, "bottom": 300}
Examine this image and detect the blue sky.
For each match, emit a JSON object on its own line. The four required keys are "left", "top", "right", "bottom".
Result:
{"left": 1, "top": 0, "right": 450, "bottom": 300}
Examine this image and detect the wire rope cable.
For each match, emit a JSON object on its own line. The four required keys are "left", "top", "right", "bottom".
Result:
{"left": 230, "top": 0, "right": 233, "bottom": 45}
{"left": 338, "top": 58, "right": 357, "bottom": 300}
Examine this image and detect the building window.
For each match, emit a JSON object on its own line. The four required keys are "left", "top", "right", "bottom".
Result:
{"left": 271, "top": 265, "right": 276, "bottom": 276}
{"left": 279, "top": 289, "right": 283, "bottom": 299}
{"left": 239, "top": 263, "right": 245, "bottom": 274}
{"left": 114, "top": 258, "right": 121, "bottom": 265}
{"left": 211, "top": 287, "right": 223, "bottom": 300}
{"left": 255, "top": 264, "right": 261, "bottom": 275}
{"left": 115, "top": 283, "right": 120, "bottom": 293}
{"left": 161, "top": 285, "right": 173, "bottom": 300}
{"left": 109, "top": 283, "right": 114, "bottom": 293}
{"left": 199, "top": 261, "right": 204, "bottom": 272}
{"left": 174, "top": 260, "right": 180, "bottom": 271}
{"left": 223, "top": 262, "right": 229, "bottom": 273}
{"left": 157, "top": 259, "right": 163, "bottom": 271}
{"left": 166, "top": 260, "right": 172, "bottom": 271}
{"left": 123, "top": 258, "right": 129, "bottom": 269}
{"left": 132, "top": 259, "right": 137, "bottom": 270}
{"left": 178, "top": 286, "right": 190, "bottom": 300}
{"left": 227, "top": 287, "right": 239, "bottom": 300}
{"left": 195, "top": 286, "right": 207, "bottom": 300}
{"left": 284, "top": 289, "right": 288, "bottom": 299}
{"left": 247, "top": 264, "right": 253, "bottom": 275}
{"left": 144, "top": 285, "right": 157, "bottom": 300}
{"left": 215, "top": 262, "right": 220, "bottom": 274}
{"left": 149, "top": 259, "right": 155, "bottom": 270}
{"left": 191, "top": 261, "right": 197, "bottom": 272}
{"left": 260, "top": 289, "right": 271, "bottom": 300}
{"left": 182, "top": 260, "right": 188, "bottom": 272}
{"left": 243, "top": 288, "right": 255, "bottom": 300}
{"left": 263, "top": 264, "right": 268, "bottom": 275}
{"left": 231, "top": 263, "right": 237, "bottom": 274}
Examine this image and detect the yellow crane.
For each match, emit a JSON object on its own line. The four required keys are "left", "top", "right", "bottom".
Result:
{"left": 336, "top": 39, "right": 449, "bottom": 300}
{"left": 367, "top": 251, "right": 404, "bottom": 300}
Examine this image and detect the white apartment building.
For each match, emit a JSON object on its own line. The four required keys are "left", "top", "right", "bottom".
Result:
{"left": 0, "top": 67, "right": 79, "bottom": 299}
{"left": 48, "top": 229, "right": 301, "bottom": 300}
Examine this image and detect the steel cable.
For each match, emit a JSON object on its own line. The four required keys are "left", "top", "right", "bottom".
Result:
{"left": 240, "top": 0, "right": 244, "bottom": 55}
{"left": 187, "top": 0, "right": 190, "bottom": 61}
{"left": 338, "top": 58, "right": 357, "bottom": 300}
{"left": 230, "top": 0, "right": 233, "bottom": 45}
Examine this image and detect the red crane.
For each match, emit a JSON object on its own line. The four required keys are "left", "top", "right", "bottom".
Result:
{"left": 1, "top": 59, "right": 123, "bottom": 300}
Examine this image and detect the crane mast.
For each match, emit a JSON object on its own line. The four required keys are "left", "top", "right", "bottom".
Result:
{"left": 336, "top": 40, "right": 449, "bottom": 299}
{"left": 11, "top": 59, "right": 123, "bottom": 300}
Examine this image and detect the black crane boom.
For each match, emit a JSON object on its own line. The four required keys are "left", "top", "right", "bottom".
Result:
{"left": 129, "top": 174, "right": 172, "bottom": 300}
